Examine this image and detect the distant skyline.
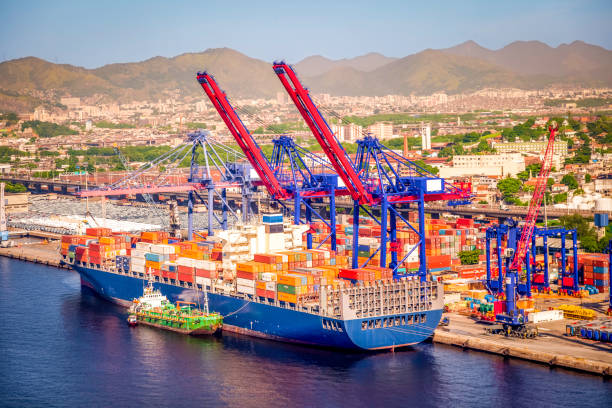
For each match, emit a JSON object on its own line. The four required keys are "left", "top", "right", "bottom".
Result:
{"left": 1, "top": 0, "right": 611, "bottom": 68}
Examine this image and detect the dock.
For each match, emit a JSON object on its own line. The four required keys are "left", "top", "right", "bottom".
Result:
{"left": 434, "top": 312, "right": 612, "bottom": 377}
{"left": 0, "top": 241, "right": 70, "bottom": 269}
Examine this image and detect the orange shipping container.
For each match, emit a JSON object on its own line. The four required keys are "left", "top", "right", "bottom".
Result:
{"left": 278, "top": 292, "right": 298, "bottom": 303}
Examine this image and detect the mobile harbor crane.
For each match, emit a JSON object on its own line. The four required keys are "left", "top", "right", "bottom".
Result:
{"left": 485, "top": 123, "right": 559, "bottom": 338}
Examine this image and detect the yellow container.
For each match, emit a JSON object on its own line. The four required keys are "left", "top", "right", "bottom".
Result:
{"left": 145, "top": 260, "right": 161, "bottom": 270}
{"left": 277, "top": 292, "right": 297, "bottom": 303}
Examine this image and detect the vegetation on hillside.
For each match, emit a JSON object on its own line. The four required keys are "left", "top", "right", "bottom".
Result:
{"left": 94, "top": 121, "right": 136, "bottom": 129}
{"left": 0, "top": 146, "right": 29, "bottom": 163}
{"left": 21, "top": 120, "right": 78, "bottom": 138}
{"left": 544, "top": 98, "right": 612, "bottom": 108}
{"left": 0, "top": 112, "right": 19, "bottom": 125}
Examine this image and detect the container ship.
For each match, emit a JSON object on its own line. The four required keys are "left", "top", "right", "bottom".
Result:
{"left": 61, "top": 214, "right": 445, "bottom": 351}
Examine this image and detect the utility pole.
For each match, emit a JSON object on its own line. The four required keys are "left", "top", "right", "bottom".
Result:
{"left": 0, "top": 182, "right": 6, "bottom": 235}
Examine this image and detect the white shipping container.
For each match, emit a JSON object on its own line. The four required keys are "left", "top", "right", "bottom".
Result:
{"left": 130, "top": 249, "right": 146, "bottom": 259}
{"left": 202, "top": 260, "right": 217, "bottom": 271}
{"left": 135, "top": 242, "right": 153, "bottom": 251}
{"left": 118, "top": 249, "right": 127, "bottom": 256}
{"left": 150, "top": 244, "right": 175, "bottom": 255}
{"left": 237, "top": 284, "right": 256, "bottom": 295}
{"left": 130, "top": 257, "right": 146, "bottom": 267}
{"left": 443, "top": 292, "right": 462, "bottom": 304}
{"left": 195, "top": 276, "right": 212, "bottom": 287}
{"left": 131, "top": 264, "right": 145, "bottom": 273}
{"left": 265, "top": 281, "right": 276, "bottom": 291}
{"left": 194, "top": 259, "right": 206, "bottom": 269}
{"left": 236, "top": 277, "right": 256, "bottom": 288}
{"left": 260, "top": 272, "right": 276, "bottom": 282}
{"left": 176, "top": 257, "right": 195, "bottom": 267}
{"left": 529, "top": 310, "right": 564, "bottom": 323}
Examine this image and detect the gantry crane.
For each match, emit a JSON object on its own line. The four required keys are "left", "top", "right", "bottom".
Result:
{"left": 272, "top": 61, "right": 472, "bottom": 278}
{"left": 196, "top": 71, "right": 349, "bottom": 250}
{"left": 78, "top": 131, "right": 249, "bottom": 239}
{"left": 112, "top": 143, "right": 167, "bottom": 226}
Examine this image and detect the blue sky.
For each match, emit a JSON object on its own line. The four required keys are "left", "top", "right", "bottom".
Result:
{"left": 1, "top": 0, "right": 610, "bottom": 68}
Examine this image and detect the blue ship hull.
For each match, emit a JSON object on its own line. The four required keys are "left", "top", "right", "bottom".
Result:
{"left": 75, "top": 265, "right": 442, "bottom": 351}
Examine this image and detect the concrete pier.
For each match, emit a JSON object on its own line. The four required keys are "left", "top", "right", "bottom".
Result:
{"left": 433, "top": 313, "right": 612, "bottom": 377}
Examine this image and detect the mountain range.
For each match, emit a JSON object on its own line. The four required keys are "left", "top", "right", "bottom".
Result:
{"left": 0, "top": 40, "right": 610, "bottom": 112}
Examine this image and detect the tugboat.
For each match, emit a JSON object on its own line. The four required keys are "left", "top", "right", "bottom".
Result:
{"left": 127, "top": 281, "right": 222, "bottom": 335}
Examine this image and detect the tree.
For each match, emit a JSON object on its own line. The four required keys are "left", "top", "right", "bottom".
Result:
{"left": 553, "top": 192, "right": 567, "bottom": 204}
{"left": 560, "top": 173, "right": 578, "bottom": 190}
{"left": 585, "top": 174, "right": 592, "bottom": 183}
{"left": 1, "top": 181, "right": 26, "bottom": 193}
{"left": 497, "top": 177, "right": 521, "bottom": 202}
{"left": 459, "top": 250, "right": 480, "bottom": 265}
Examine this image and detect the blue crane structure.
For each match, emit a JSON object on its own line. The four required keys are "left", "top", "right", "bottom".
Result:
{"left": 196, "top": 71, "right": 350, "bottom": 251}
{"left": 485, "top": 221, "right": 578, "bottom": 297}
{"left": 78, "top": 130, "right": 250, "bottom": 240}
{"left": 608, "top": 240, "right": 612, "bottom": 315}
{"left": 272, "top": 61, "right": 472, "bottom": 279}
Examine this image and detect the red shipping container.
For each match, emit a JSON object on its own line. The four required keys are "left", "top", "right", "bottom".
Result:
{"left": 177, "top": 265, "right": 194, "bottom": 274}
{"left": 178, "top": 273, "right": 193, "bottom": 283}
{"left": 532, "top": 274, "right": 545, "bottom": 284}
{"left": 493, "top": 300, "right": 506, "bottom": 315}
{"left": 562, "top": 277, "right": 574, "bottom": 287}
{"left": 254, "top": 254, "right": 277, "bottom": 264}
{"left": 237, "top": 270, "right": 258, "bottom": 280}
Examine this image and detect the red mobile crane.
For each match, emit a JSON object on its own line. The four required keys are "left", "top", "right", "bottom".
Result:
{"left": 510, "top": 124, "right": 559, "bottom": 272}
{"left": 493, "top": 123, "right": 558, "bottom": 335}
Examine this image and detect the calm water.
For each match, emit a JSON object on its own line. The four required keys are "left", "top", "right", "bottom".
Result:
{"left": 0, "top": 258, "right": 610, "bottom": 408}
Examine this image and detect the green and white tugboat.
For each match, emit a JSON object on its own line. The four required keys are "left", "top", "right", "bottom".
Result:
{"left": 128, "top": 280, "right": 222, "bottom": 335}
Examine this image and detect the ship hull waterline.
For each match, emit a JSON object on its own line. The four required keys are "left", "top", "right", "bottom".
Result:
{"left": 75, "top": 264, "right": 442, "bottom": 351}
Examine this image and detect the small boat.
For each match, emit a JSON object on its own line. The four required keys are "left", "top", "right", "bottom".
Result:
{"left": 127, "top": 281, "right": 222, "bottom": 335}
{"left": 127, "top": 314, "right": 138, "bottom": 327}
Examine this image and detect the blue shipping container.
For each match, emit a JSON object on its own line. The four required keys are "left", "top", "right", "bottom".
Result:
{"left": 594, "top": 213, "right": 609, "bottom": 227}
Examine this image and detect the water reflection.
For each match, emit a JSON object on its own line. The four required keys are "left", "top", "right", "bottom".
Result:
{"left": 2, "top": 259, "right": 610, "bottom": 408}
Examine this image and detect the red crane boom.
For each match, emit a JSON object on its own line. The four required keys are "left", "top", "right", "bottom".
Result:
{"left": 272, "top": 62, "right": 374, "bottom": 205}
{"left": 510, "top": 124, "right": 558, "bottom": 271}
{"left": 196, "top": 72, "right": 291, "bottom": 200}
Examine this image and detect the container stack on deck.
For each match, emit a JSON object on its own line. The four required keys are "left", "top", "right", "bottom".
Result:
{"left": 569, "top": 254, "right": 610, "bottom": 294}
{"left": 306, "top": 214, "right": 485, "bottom": 277}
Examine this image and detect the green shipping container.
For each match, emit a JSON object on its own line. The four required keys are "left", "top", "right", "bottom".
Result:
{"left": 277, "top": 284, "right": 298, "bottom": 294}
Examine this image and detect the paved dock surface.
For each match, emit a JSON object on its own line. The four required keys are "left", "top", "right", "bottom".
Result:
{"left": 435, "top": 311, "right": 612, "bottom": 376}
{"left": 0, "top": 240, "right": 68, "bottom": 269}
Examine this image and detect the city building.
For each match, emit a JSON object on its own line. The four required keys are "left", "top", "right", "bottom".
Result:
{"left": 421, "top": 122, "right": 431, "bottom": 150}
{"left": 439, "top": 153, "right": 525, "bottom": 178}
{"left": 331, "top": 123, "right": 364, "bottom": 142}
{"left": 492, "top": 140, "right": 568, "bottom": 156}
{"left": 367, "top": 122, "right": 393, "bottom": 139}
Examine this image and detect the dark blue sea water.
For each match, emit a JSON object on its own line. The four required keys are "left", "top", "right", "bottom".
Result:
{"left": 0, "top": 258, "right": 610, "bottom": 408}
